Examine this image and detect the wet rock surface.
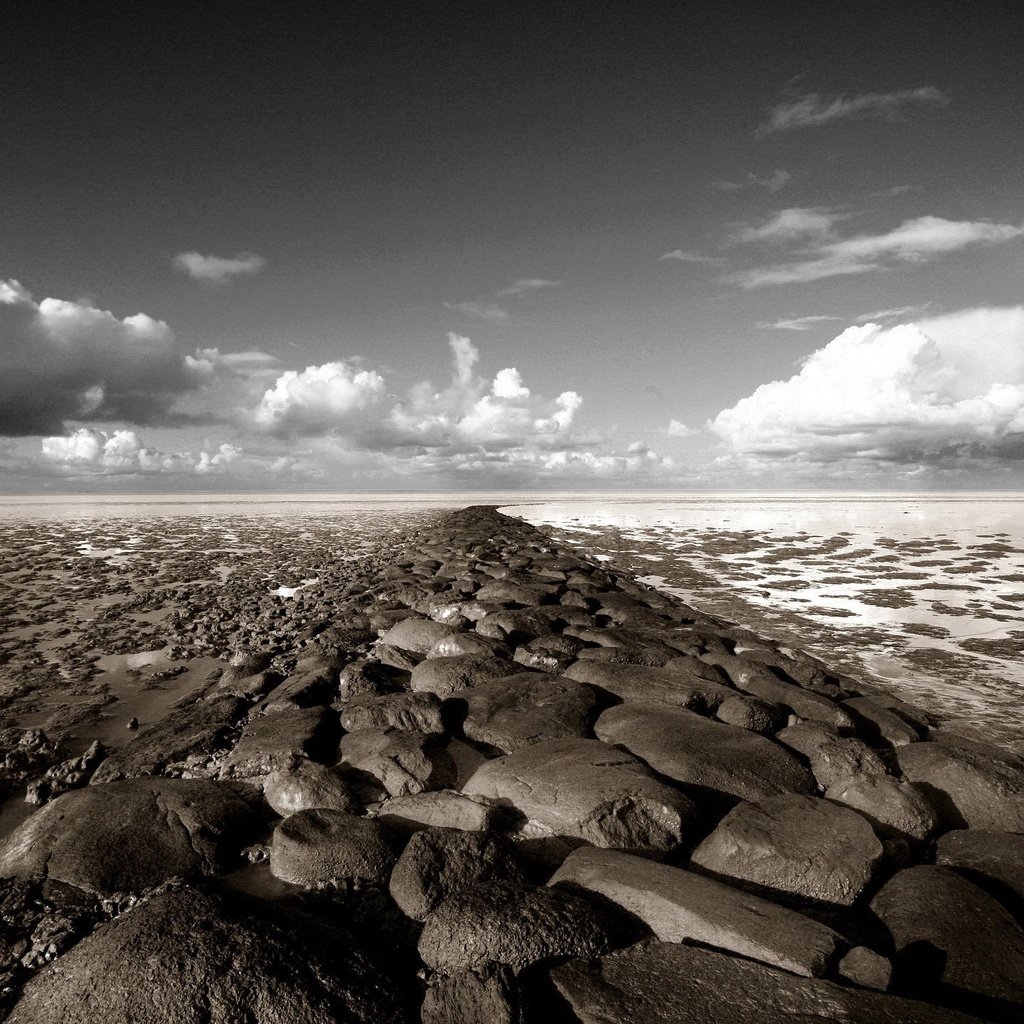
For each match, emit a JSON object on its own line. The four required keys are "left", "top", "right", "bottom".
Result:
{"left": 0, "top": 505, "right": 1019, "bottom": 1022}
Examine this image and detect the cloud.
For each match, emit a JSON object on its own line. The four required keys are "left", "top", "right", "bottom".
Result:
{"left": 659, "top": 250, "right": 724, "bottom": 265}
{"left": 709, "top": 307, "right": 1024, "bottom": 474}
{"left": 712, "top": 169, "right": 791, "bottom": 194}
{"left": 443, "top": 300, "right": 509, "bottom": 322}
{"left": 0, "top": 279, "right": 211, "bottom": 434}
{"left": 735, "top": 207, "right": 843, "bottom": 243}
{"left": 729, "top": 215, "right": 1024, "bottom": 288}
{"left": 253, "top": 361, "right": 387, "bottom": 436}
{"left": 757, "top": 316, "right": 842, "bottom": 331}
{"left": 496, "top": 278, "right": 561, "bottom": 297}
{"left": 41, "top": 428, "right": 241, "bottom": 476}
{"left": 667, "top": 419, "right": 696, "bottom": 437}
{"left": 172, "top": 251, "right": 266, "bottom": 283}
{"left": 854, "top": 304, "right": 930, "bottom": 323}
{"left": 757, "top": 87, "right": 948, "bottom": 135}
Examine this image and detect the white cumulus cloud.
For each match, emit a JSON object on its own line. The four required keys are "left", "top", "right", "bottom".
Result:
{"left": 172, "top": 251, "right": 266, "bottom": 283}
{"left": 41, "top": 428, "right": 242, "bottom": 476}
{"left": 709, "top": 307, "right": 1024, "bottom": 472}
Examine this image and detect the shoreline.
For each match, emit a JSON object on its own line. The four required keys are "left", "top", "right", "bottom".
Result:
{"left": 1, "top": 506, "right": 1022, "bottom": 1021}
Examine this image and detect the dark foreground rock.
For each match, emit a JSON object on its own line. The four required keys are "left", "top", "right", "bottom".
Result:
{"left": 551, "top": 941, "right": 983, "bottom": 1024}
{"left": 7, "top": 884, "right": 414, "bottom": 1024}
{"left": 0, "top": 777, "right": 256, "bottom": 896}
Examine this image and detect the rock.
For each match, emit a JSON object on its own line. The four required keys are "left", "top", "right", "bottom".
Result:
{"left": 461, "top": 673, "right": 596, "bottom": 753}
{"left": 261, "top": 655, "right": 344, "bottom": 710}
{"left": 838, "top": 945, "right": 893, "bottom": 991}
{"left": 427, "top": 633, "right": 510, "bottom": 658}
{"left": 421, "top": 965, "right": 522, "bottom": 1024}
{"left": 691, "top": 794, "right": 884, "bottom": 908}
{"left": 463, "top": 738, "right": 697, "bottom": 853}
{"left": 262, "top": 759, "right": 357, "bottom": 816}
{"left": 512, "top": 636, "right": 585, "bottom": 674}
{"left": 825, "top": 775, "right": 940, "bottom": 843}
{"left": 935, "top": 829, "right": 1024, "bottom": 908}
{"left": 475, "top": 607, "right": 564, "bottom": 644}
{"left": 564, "top": 661, "right": 733, "bottom": 713}
{"left": 549, "top": 847, "right": 844, "bottom": 977}
{"left": 389, "top": 829, "right": 522, "bottom": 920}
{"left": 339, "top": 692, "right": 444, "bottom": 734}
{"left": 90, "top": 695, "right": 247, "bottom": 783}
{"left": 374, "top": 643, "right": 423, "bottom": 671}
{"left": 339, "top": 728, "right": 457, "bottom": 797}
{"left": 410, "top": 654, "right": 514, "bottom": 697}
{"left": 269, "top": 808, "right": 397, "bottom": 887}
{"left": 871, "top": 865, "right": 1024, "bottom": 1016}
{"left": 337, "top": 659, "right": 401, "bottom": 700}
{"left": 594, "top": 704, "right": 815, "bottom": 806}
{"left": 6, "top": 884, "right": 410, "bottom": 1024}
{"left": 715, "top": 694, "right": 786, "bottom": 735}
{"left": 375, "top": 789, "right": 503, "bottom": 832}
{"left": 551, "top": 940, "right": 980, "bottom": 1024}
{"left": 705, "top": 654, "right": 855, "bottom": 729}
{"left": 380, "top": 617, "right": 458, "bottom": 654}
{"left": 474, "top": 580, "right": 558, "bottom": 606}
{"left": 0, "top": 778, "right": 255, "bottom": 897}
{"left": 895, "top": 740, "right": 1024, "bottom": 831}
{"left": 220, "top": 705, "right": 336, "bottom": 779}
{"left": 417, "top": 880, "right": 616, "bottom": 974}
{"left": 775, "top": 722, "right": 890, "bottom": 789}
{"left": 843, "top": 696, "right": 921, "bottom": 747}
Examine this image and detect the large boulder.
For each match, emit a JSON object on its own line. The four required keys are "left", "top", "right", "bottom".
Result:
{"left": 463, "top": 738, "right": 697, "bottom": 853}
{"left": 842, "top": 696, "right": 921, "bottom": 747}
{"left": 0, "top": 777, "right": 255, "bottom": 897}
{"left": 339, "top": 692, "right": 444, "bottom": 734}
{"left": 379, "top": 617, "right": 459, "bottom": 654}
{"left": 775, "top": 722, "right": 889, "bottom": 789}
{"left": 417, "top": 879, "right": 617, "bottom": 974}
{"left": 594, "top": 704, "right": 815, "bottom": 806}
{"left": 871, "top": 865, "right": 1024, "bottom": 1018}
{"left": 389, "top": 829, "right": 522, "bottom": 920}
{"left": 410, "top": 654, "right": 514, "bottom": 697}
{"left": 551, "top": 940, "right": 982, "bottom": 1024}
{"left": 691, "top": 794, "right": 884, "bottom": 908}
{"left": 338, "top": 728, "right": 456, "bottom": 797}
{"left": 6, "top": 884, "right": 412, "bottom": 1024}
{"left": 219, "top": 706, "right": 336, "bottom": 779}
{"left": 461, "top": 672, "right": 596, "bottom": 752}
{"left": 935, "top": 829, "right": 1024, "bottom": 907}
{"left": 549, "top": 847, "right": 844, "bottom": 977}
{"left": 262, "top": 760, "right": 357, "bottom": 817}
{"left": 564, "top": 661, "right": 733, "bottom": 713}
{"left": 374, "top": 789, "right": 503, "bottom": 832}
{"left": 90, "top": 695, "right": 247, "bottom": 783}
{"left": 895, "top": 741, "right": 1024, "bottom": 831}
{"left": 825, "top": 775, "right": 940, "bottom": 843}
{"left": 269, "top": 808, "right": 397, "bottom": 887}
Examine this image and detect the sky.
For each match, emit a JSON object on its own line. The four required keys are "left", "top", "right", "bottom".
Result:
{"left": 3, "top": 1, "right": 1023, "bottom": 492}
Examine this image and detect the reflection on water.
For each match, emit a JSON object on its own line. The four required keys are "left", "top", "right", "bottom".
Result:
{"left": 504, "top": 495, "right": 1024, "bottom": 751}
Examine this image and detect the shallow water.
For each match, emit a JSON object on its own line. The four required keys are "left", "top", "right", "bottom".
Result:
{"left": 504, "top": 494, "right": 1024, "bottom": 752}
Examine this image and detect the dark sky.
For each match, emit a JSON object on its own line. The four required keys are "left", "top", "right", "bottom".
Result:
{"left": 3, "top": 2, "right": 1024, "bottom": 490}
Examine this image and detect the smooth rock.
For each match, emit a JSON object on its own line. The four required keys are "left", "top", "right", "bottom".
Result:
{"left": 339, "top": 728, "right": 457, "bottom": 797}
{"left": 843, "top": 696, "right": 921, "bottom": 747}
{"left": 691, "top": 793, "right": 884, "bottom": 908}
{"left": 935, "top": 829, "right": 1024, "bottom": 907}
{"left": 418, "top": 879, "right": 616, "bottom": 974}
{"left": 427, "top": 632, "right": 510, "bottom": 659}
{"left": 461, "top": 672, "right": 596, "bottom": 753}
{"left": 7, "top": 884, "right": 409, "bottom": 1024}
{"left": 565, "top": 661, "right": 733, "bottom": 713}
{"left": 220, "top": 705, "right": 335, "bottom": 779}
{"left": 375, "top": 789, "right": 502, "bottom": 832}
{"left": 463, "top": 738, "right": 697, "bottom": 852}
{"left": 871, "top": 864, "right": 1024, "bottom": 1015}
{"left": 775, "top": 722, "right": 890, "bottom": 789}
{"left": 380, "top": 617, "right": 459, "bottom": 654}
{"left": 339, "top": 692, "right": 444, "bottom": 734}
{"left": 389, "top": 829, "right": 522, "bottom": 920}
{"left": 0, "top": 777, "right": 255, "bottom": 896}
{"left": 825, "top": 774, "right": 940, "bottom": 843}
{"left": 595, "top": 704, "right": 816, "bottom": 805}
{"left": 838, "top": 945, "right": 893, "bottom": 992}
{"left": 715, "top": 693, "right": 787, "bottom": 735}
{"left": 270, "top": 808, "right": 397, "bottom": 887}
{"left": 551, "top": 940, "right": 980, "bottom": 1024}
{"left": 410, "top": 654, "right": 514, "bottom": 697}
{"left": 512, "top": 636, "right": 585, "bottom": 674}
{"left": 549, "top": 846, "right": 844, "bottom": 977}
{"left": 895, "top": 740, "right": 1024, "bottom": 831}
{"left": 262, "top": 759, "right": 357, "bottom": 817}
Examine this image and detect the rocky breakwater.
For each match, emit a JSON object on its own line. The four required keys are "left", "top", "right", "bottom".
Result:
{"left": 1, "top": 506, "right": 1023, "bottom": 1023}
